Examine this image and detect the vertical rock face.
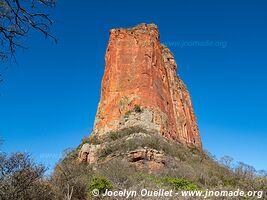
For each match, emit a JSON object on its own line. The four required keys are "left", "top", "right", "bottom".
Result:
{"left": 93, "top": 23, "right": 202, "bottom": 149}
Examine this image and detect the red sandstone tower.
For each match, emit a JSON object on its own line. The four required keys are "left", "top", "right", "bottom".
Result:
{"left": 93, "top": 24, "right": 202, "bottom": 149}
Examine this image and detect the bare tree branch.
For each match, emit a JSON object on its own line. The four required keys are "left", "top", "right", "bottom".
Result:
{"left": 0, "top": 0, "right": 57, "bottom": 63}
{"left": 0, "top": 152, "right": 55, "bottom": 199}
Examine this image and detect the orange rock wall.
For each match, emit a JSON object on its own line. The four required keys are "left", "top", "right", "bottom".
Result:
{"left": 93, "top": 24, "right": 202, "bottom": 149}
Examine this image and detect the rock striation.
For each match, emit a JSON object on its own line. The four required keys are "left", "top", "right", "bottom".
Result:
{"left": 93, "top": 23, "right": 202, "bottom": 149}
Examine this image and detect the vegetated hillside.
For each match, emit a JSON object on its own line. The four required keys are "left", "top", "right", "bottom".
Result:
{"left": 51, "top": 126, "right": 267, "bottom": 200}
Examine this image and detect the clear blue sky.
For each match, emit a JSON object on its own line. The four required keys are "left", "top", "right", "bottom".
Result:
{"left": 0, "top": 0, "right": 266, "bottom": 172}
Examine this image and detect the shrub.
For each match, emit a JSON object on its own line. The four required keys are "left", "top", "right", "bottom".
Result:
{"left": 99, "top": 129, "right": 189, "bottom": 158}
{"left": 108, "top": 131, "right": 120, "bottom": 141}
{"left": 161, "top": 177, "right": 199, "bottom": 191}
{"left": 124, "top": 110, "right": 132, "bottom": 118}
{"left": 133, "top": 105, "right": 142, "bottom": 113}
{"left": 87, "top": 176, "right": 113, "bottom": 196}
{"left": 119, "top": 126, "right": 147, "bottom": 135}
{"left": 79, "top": 134, "right": 102, "bottom": 146}
{"left": 81, "top": 136, "right": 90, "bottom": 144}
{"left": 88, "top": 134, "right": 102, "bottom": 145}
{"left": 124, "top": 105, "right": 142, "bottom": 119}
{"left": 107, "top": 126, "right": 148, "bottom": 142}
{"left": 51, "top": 150, "right": 93, "bottom": 200}
{"left": 98, "top": 159, "right": 138, "bottom": 188}
{"left": 0, "top": 152, "right": 55, "bottom": 200}
{"left": 159, "top": 161, "right": 198, "bottom": 183}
